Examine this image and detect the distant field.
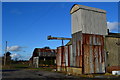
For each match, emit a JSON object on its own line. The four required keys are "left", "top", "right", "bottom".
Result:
{"left": 2, "top": 63, "right": 29, "bottom": 70}
{"left": 2, "top": 63, "right": 54, "bottom": 72}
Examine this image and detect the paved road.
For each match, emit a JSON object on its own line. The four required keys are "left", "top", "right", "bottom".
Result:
{"left": 2, "top": 69, "right": 78, "bottom": 80}
{"left": 1, "top": 69, "right": 120, "bottom": 80}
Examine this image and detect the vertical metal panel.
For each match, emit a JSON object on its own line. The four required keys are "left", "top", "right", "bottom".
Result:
{"left": 65, "top": 46, "right": 68, "bottom": 67}
{"left": 83, "top": 45, "right": 90, "bottom": 74}
{"left": 72, "top": 31, "right": 82, "bottom": 67}
{"left": 70, "top": 45, "right": 73, "bottom": 66}
{"left": 76, "top": 41, "right": 79, "bottom": 67}
{"left": 89, "top": 46, "right": 94, "bottom": 73}
{"left": 82, "top": 33, "right": 105, "bottom": 74}
{"left": 57, "top": 46, "right": 67, "bottom": 67}
{"left": 61, "top": 46, "right": 65, "bottom": 67}
{"left": 57, "top": 46, "right": 70, "bottom": 71}
{"left": 71, "top": 33, "right": 105, "bottom": 74}
{"left": 72, "top": 33, "right": 76, "bottom": 67}
{"left": 56, "top": 47, "right": 61, "bottom": 67}
{"left": 94, "top": 46, "right": 99, "bottom": 73}
{"left": 71, "top": 4, "right": 107, "bottom": 74}
{"left": 68, "top": 45, "right": 70, "bottom": 67}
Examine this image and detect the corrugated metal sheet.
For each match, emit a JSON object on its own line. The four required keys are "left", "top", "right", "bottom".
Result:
{"left": 72, "top": 31, "right": 83, "bottom": 68}
{"left": 56, "top": 45, "right": 72, "bottom": 71}
{"left": 33, "top": 48, "right": 56, "bottom": 57}
{"left": 56, "top": 47, "right": 62, "bottom": 67}
{"left": 72, "top": 32, "right": 105, "bottom": 74}
{"left": 69, "top": 45, "right": 73, "bottom": 67}
{"left": 56, "top": 34, "right": 105, "bottom": 74}
{"left": 65, "top": 46, "right": 68, "bottom": 67}
{"left": 56, "top": 46, "right": 66, "bottom": 72}
{"left": 82, "top": 34, "right": 105, "bottom": 74}
{"left": 71, "top": 5, "right": 107, "bottom": 35}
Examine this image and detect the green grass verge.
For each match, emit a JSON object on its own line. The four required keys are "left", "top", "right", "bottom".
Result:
{"left": 2, "top": 63, "right": 54, "bottom": 72}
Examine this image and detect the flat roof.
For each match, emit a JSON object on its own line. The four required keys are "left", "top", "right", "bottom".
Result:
{"left": 106, "top": 33, "right": 120, "bottom": 38}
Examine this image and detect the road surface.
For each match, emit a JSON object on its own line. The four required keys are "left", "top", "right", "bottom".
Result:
{"left": 1, "top": 69, "right": 120, "bottom": 80}
{"left": 2, "top": 69, "right": 77, "bottom": 80}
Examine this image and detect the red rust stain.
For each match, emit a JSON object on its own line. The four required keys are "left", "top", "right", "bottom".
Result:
{"left": 68, "top": 45, "right": 70, "bottom": 67}
{"left": 82, "top": 33, "right": 105, "bottom": 74}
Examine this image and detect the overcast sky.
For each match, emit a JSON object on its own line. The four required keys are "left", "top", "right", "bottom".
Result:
{"left": 2, "top": 2, "right": 119, "bottom": 60}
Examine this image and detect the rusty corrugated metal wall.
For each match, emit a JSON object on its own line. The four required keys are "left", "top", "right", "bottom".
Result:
{"left": 71, "top": 31, "right": 82, "bottom": 68}
{"left": 56, "top": 46, "right": 65, "bottom": 71}
{"left": 56, "top": 45, "right": 72, "bottom": 71}
{"left": 56, "top": 4, "right": 107, "bottom": 74}
{"left": 72, "top": 33, "right": 105, "bottom": 74}
{"left": 70, "top": 4, "right": 107, "bottom": 74}
{"left": 56, "top": 33, "right": 106, "bottom": 74}
{"left": 56, "top": 47, "right": 62, "bottom": 69}
{"left": 64, "top": 45, "right": 72, "bottom": 67}
{"left": 82, "top": 34, "right": 105, "bottom": 74}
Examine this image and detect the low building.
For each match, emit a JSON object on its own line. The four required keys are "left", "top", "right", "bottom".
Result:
{"left": 30, "top": 48, "right": 56, "bottom": 68}
{"left": 105, "top": 33, "right": 120, "bottom": 72}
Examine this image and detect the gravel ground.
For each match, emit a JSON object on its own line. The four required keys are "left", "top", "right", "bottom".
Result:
{"left": 1, "top": 69, "right": 120, "bottom": 80}
{"left": 2, "top": 69, "right": 77, "bottom": 80}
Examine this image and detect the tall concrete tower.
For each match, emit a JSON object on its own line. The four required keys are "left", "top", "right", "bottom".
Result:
{"left": 70, "top": 4, "right": 108, "bottom": 74}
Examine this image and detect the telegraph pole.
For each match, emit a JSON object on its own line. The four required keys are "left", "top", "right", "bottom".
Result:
{"left": 4, "top": 41, "right": 7, "bottom": 66}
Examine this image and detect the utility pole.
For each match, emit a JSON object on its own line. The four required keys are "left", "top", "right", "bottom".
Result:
{"left": 4, "top": 41, "right": 7, "bottom": 66}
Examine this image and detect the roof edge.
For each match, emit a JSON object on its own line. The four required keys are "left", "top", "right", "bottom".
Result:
{"left": 70, "top": 4, "right": 106, "bottom": 14}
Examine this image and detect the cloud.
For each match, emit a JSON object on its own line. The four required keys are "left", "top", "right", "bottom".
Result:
{"left": 10, "top": 53, "right": 21, "bottom": 60}
{"left": 107, "top": 22, "right": 119, "bottom": 31}
{"left": 7, "top": 45, "right": 22, "bottom": 52}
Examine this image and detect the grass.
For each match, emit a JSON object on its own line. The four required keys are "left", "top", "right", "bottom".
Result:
{"left": 2, "top": 63, "right": 29, "bottom": 70}
{"left": 27, "top": 66, "right": 54, "bottom": 71}
{"left": 2, "top": 63, "right": 54, "bottom": 72}
{"left": 2, "top": 64, "right": 120, "bottom": 78}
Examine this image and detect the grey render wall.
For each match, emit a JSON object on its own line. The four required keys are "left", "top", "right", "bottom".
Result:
{"left": 71, "top": 5, "right": 108, "bottom": 35}
{"left": 105, "top": 37, "right": 120, "bottom": 67}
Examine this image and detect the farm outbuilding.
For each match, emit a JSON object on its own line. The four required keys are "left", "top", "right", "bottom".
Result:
{"left": 29, "top": 4, "right": 120, "bottom": 75}
{"left": 105, "top": 32, "right": 120, "bottom": 73}
{"left": 30, "top": 48, "right": 56, "bottom": 68}
{"left": 56, "top": 4, "right": 108, "bottom": 74}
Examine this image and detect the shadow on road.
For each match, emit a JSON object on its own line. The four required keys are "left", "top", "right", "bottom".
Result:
{"left": 1, "top": 70, "right": 19, "bottom": 72}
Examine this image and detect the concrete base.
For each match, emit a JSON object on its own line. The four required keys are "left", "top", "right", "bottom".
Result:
{"left": 67, "top": 67, "right": 82, "bottom": 75}
{"left": 57, "top": 66, "right": 82, "bottom": 75}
